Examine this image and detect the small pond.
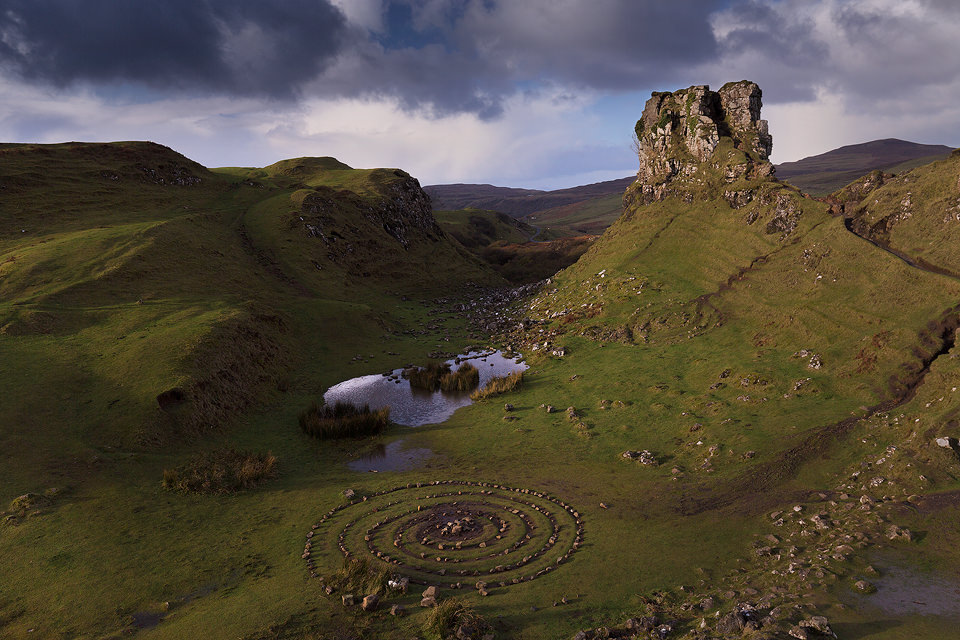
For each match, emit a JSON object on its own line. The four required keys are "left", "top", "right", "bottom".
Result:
{"left": 323, "top": 349, "right": 527, "bottom": 427}
{"left": 326, "top": 349, "right": 526, "bottom": 473}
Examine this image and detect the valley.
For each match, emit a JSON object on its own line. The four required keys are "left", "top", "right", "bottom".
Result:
{"left": 2, "top": 82, "right": 960, "bottom": 640}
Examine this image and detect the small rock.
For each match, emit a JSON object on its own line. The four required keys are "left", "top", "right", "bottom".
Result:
{"left": 886, "top": 525, "right": 914, "bottom": 542}
{"left": 799, "top": 615, "right": 836, "bottom": 637}
{"left": 361, "top": 594, "right": 379, "bottom": 611}
{"left": 854, "top": 580, "right": 876, "bottom": 594}
{"left": 343, "top": 489, "right": 356, "bottom": 500}
{"left": 341, "top": 594, "right": 355, "bottom": 606}
{"left": 422, "top": 585, "right": 439, "bottom": 598}
{"left": 390, "top": 604, "right": 405, "bottom": 616}
{"left": 789, "top": 626, "right": 811, "bottom": 639}
{"left": 504, "top": 403, "right": 514, "bottom": 412}
{"left": 420, "top": 596, "right": 437, "bottom": 607}
{"left": 936, "top": 436, "right": 957, "bottom": 449}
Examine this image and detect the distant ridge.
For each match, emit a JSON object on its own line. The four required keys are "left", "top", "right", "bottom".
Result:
{"left": 424, "top": 176, "right": 634, "bottom": 217}
{"left": 775, "top": 138, "right": 954, "bottom": 195}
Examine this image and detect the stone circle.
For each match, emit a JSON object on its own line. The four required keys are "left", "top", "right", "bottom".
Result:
{"left": 303, "top": 480, "right": 584, "bottom": 589}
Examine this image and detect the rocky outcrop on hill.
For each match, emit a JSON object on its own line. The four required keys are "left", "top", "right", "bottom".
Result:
{"left": 301, "top": 171, "right": 443, "bottom": 251}
{"left": 625, "top": 81, "right": 774, "bottom": 206}
{"left": 375, "top": 171, "right": 444, "bottom": 246}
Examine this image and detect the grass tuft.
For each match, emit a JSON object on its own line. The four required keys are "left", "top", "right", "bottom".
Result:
{"left": 469, "top": 370, "right": 524, "bottom": 401}
{"left": 161, "top": 448, "right": 277, "bottom": 494}
{"left": 441, "top": 363, "right": 480, "bottom": 393}
{"left": 405, "top": 362, "right": 451, "bottom": 391}
{"left": 405, "top": 362, "right": 480, "bottom": 393}
{"left": 331, "top": 557, "right": 392, "bottom": 596}
{"left": 299, "top": 400, "right": 390, "bottom": 439}
{"left": 425, "top": 598, "right": 489, "bottom": 640}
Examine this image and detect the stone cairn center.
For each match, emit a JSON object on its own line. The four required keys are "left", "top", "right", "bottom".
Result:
{"left": 303, "top": 480, "right": 584, "bottom": 590}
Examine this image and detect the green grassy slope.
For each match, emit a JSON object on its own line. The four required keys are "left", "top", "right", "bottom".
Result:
{"left": 491, "top": 144, "right": 960, "bottom": 636}
{"left": 845, "top": 150, "right": 960, "bottom": 275}
{"left": 433, "top": 208, "right": 538, "bottom": 248}
{"left": 0, "top": 142, "right": 509, "bottom": 639}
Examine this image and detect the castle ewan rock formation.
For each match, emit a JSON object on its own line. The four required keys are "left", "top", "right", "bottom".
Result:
{"left": 626, "top": 81, "right": 775, "bottom": 206}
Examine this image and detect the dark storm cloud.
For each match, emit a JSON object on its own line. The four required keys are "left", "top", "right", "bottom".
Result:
{"left": 314, "top": 0, "right": 730, "bottom": 119}
{"left": 0, "top": 0, "right": 348, "bottom": 97}
{"left": 714, "top": 0, "right": 960, "bottom": 109}
{"left": 0, "top": 0, "right": 730, "bottom": 116}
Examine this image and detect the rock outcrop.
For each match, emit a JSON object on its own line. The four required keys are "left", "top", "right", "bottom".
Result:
{"left": 626, "top": 81, "right": 774, "bottom": 206}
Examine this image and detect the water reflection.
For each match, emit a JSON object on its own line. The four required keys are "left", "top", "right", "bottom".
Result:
{"left": 347, "top": 439, "right": 435, "bottom": 473}
{"left": 844, "top": 561, "right": 960, "bottom": 617}
{"left": 323, "top": 350, "right": 526, "bottom": 427}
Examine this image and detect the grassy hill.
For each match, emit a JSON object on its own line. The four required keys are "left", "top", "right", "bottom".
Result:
{"left": 433, "top": 208, "right": 539, "bottom": 248}
{"left": 775, "top": 138, "right": 954, "bottom": 195}
{"left": 0, "top": 142, "right": 508, "bottom": 639}
{"left": 484, "top": 98, "right": 960, "bottom": 637}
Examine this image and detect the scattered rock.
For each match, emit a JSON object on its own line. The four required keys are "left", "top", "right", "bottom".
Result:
{"left": 343, "top": 489, "right": 356, "bottom": 500}
{"left": 390, "top": 604, "right": 405, "bottom": 616}
{"left": 886, "top": 525, "right": 914, "bottom": 542}
{"left": 361, "top": 594, "right": 379, "bottom": 611}
{"left": 799, "top": 615, "right": 836, "bottom": 637}
{"left": 854, "top": 580, "right": 876, "bottom": 594}
{"left": 341, "top": 594, "right": 355, "bottom": 607}
{"left": 936, "top": 436, "right": 958, "bottom": 449}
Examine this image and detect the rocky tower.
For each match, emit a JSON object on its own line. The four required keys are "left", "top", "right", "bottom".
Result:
{"left": 626, "top": 81, "right": 774, "bottom": 206}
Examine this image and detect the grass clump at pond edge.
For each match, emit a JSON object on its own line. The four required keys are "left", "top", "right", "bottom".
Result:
{"left": 162, "top": 448, "right": 277, "bottom": 494}
{"left": 299, "top": 400, "right": 390, "bottom": 439}
{"left": 469, "top": 370, "right": 524, "bottom": 401}
{"left": 441, "top": 363, "right": 479, "bottom": 393}
{"left": 405, "top": 362, "right": 480, "bottom": 393}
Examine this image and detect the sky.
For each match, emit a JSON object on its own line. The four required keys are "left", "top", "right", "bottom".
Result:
{"left": 0, "top": 0, "right": 958, "bottom": 190}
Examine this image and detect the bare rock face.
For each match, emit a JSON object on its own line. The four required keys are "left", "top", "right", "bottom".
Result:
{"left": 627, "top": 81, "right": 773, "bottom": 206}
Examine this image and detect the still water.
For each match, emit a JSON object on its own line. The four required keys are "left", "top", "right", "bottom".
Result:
{"left": 323, "top": 350, "right": 527, "bottom": 427}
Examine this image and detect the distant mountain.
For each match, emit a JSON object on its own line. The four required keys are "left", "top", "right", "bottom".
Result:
{"left": 424, "top": 176, "right": 634, "bottom": 218}
{"left": 774, "top": 138, "right": 954, "bottom": 195}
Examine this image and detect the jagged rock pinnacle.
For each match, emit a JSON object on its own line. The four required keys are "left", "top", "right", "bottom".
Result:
{"left": 627, "top": 81, "right": 774, "bottom": 206}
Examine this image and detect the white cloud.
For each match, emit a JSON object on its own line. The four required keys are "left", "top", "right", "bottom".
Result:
{"left": 329, "top": 0, "right": 387, "bottom": 32}
{"left": 264, "top": 87, "right": 630, "bottom": 187}
{"left": 0, "top": 74, "right": 633, "bottom": 188}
